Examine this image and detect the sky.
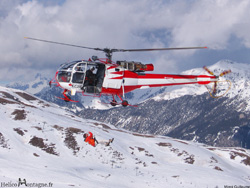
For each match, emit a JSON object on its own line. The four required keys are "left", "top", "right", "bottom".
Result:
{"left": 1, "top": 0, "right": 250, "bottom": 84}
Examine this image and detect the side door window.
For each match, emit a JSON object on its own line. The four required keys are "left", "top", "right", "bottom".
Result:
{"left": 72, "top": 63, "right": 86, "bottom": 84}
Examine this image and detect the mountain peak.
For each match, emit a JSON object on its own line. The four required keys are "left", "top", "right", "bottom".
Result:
{"left": 7, "top": 73, "right": 49, "bottom": 95}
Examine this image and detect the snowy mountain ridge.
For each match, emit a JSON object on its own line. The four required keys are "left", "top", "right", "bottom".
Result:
{"left": 152, "top": 60, "right": 250, "bottom": 111}
{"left": 6, "top": 73, "right": 50, "bottom": 95}
{"left": 1, "top": 86, "right": 250, "bottom": 187}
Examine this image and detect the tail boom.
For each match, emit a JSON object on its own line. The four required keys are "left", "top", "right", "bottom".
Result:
{"left": 125, "top": 73, "right": 218, "bottom": 88}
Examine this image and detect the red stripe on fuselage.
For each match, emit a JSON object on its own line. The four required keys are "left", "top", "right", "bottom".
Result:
{"left": 122, "top": 70, "right": 216, "bottom": 80}
{"left": 101, "top": 81, "right": 215, "bottom": 95}
{"left": 107, "top": 66, "right": 117, "bottom": 70}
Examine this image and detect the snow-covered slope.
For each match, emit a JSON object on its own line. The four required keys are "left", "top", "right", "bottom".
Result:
{"left": 0, "top": 86, "right": 250, "bottom": 187}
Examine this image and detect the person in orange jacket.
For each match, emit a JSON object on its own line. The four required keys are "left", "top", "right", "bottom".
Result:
{"left": 83, "top": 132, "right": 114, "bottom": 147}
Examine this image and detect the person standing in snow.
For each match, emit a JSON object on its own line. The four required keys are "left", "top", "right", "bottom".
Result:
{"left": 83, "top": 132, "right": 114, "bottom": 147}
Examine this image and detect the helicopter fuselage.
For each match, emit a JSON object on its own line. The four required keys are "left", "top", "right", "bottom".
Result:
{"left": 53, "top": 58, "right": 218, "bottom": 99}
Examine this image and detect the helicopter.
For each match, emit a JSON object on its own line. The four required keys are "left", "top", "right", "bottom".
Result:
{"left": 25, "top": 37, "right": 232, "bottom": 107}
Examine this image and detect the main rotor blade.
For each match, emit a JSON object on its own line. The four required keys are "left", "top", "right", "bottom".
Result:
{"left": 25, "top": 37, "right": 207, "bottom": 54}
{"left": 112, "top": 46, "right": 207, "bottom": 52}
{"left": 24, "top": 37, "right": 103, "bottom": 51}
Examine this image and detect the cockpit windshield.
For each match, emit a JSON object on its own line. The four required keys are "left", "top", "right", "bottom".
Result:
{"left": 57, "top": 61, "right": 86, "bottom": 83}
{"left": 56, "top": 60, "right": 105, "bottom": 95}
{"left": 59, "top": 62, "right": 76, "bottom": 71}
{"left": 57, "top": 71, "right": 71, "bottom": 82}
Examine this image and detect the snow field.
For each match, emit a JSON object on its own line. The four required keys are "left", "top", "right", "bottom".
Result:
{"left": 0, "top": 86, "right": 250, "bottom": 187}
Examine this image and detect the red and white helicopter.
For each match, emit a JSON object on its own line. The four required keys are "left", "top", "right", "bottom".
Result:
{"left": 25, "top": 37, "right": 232, "bottom": 107}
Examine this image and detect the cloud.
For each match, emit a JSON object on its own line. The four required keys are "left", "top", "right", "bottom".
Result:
{"left": 170, "top": 0, "right": 250, "bottom": 49}
{"left": 0, "top": 0, "right": 250, "bottom": 83}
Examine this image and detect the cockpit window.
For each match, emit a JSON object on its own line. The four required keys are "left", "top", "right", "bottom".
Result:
{"left": 72, "top": 62, "right": 86, "bottom": 84}
{"left": 59, "top": 61, "right": 80, "bottom": 71}
{"left": 74, "top": 63, "right": 86, "bottom": 72}
{"left": 72, "top": 72, "right": 84, "bottom": 83}
{"left": 57, "top": 61, "right": 104, "bottom": 87}
{"left": 57, "top": 71, "right": 71, "bottom": 82}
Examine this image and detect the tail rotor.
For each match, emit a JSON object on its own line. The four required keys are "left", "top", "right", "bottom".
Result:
{"left": 203, "top": 66, "right": 215, "bottom": 76}
{"left": 203, "top": 66, "right": 232, "bottom": 98}
{"left": 219, "top": 70, "right": 232, "bottom": 77}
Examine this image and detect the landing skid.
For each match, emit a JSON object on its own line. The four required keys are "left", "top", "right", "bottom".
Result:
{"left": 56, "top": 89, "right": 79, "bottom": 103}
{"left": 55, "top": 96, "right": 79, "bottom": 103}
{"left": 100, "top": 95, "right": 138, "bottom": 107}
{"left": 115, "top": 100, "right": 138, "bottom": 107}
{"left": 99, "top": 100, "right": 138, "bottom": 107}
{"left": 110, "top": 99, "right": 129, "bottom": 107}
